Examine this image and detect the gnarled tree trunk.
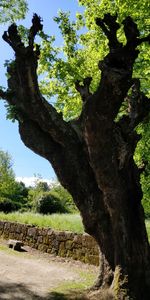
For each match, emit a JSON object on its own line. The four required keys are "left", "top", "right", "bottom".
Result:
{"left": 0, "top": 13, "right": 150, "bottom": 299}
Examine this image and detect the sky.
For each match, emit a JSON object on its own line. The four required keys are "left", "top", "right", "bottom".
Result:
{"left": 0, "top": 0, "right": 83, "bottom": 184}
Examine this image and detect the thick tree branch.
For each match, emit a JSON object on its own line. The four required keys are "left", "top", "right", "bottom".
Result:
{"left": 79, "top": 14, "right": 150, "bottom": 196}
{"left": 96, "top": 14, "right": 121, "bottom": 50}
{"left": 75, "top": 77, "right": 92, "bottom": 102}
{"left": 0, "top": 89, "right": 11, "bottom": 100}
{"left": 2, "top": 23, "right": 24, "bottom": 53}
{"left": 2, "top": 14, "right": 78, "bottom": 146}
{"left": 113, "top": 79, "right": 150, "bottom": 164}
{"left": 127, "top": 79, "right": 150, "bottom": 127}
{"left": 82, "top": 14, "right": 149, "bottom": 123}
{"left": 28, "top": 14, "right": 43, "bottom": 48}
{"left": 19, "top": 116, "right": 111, "bottom": 231}
{"left": 122, "top": 16, "right": 140, "bottom": 46}
{"left": 119, "top": 79, "right": 150, "bottom": 134}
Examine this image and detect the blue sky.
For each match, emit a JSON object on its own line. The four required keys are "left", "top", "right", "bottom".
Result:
{"left": 0, "top": 0, "right": 83, "bottom": 183}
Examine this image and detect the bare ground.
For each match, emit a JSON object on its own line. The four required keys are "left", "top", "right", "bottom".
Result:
{"left": 0, "top": 239, "right": 100, "bottom": 300}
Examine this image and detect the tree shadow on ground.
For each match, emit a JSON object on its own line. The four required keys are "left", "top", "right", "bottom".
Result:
{"left": 42, "top": 290, "right": 113, "bottom": 300}
{"left": 0, "top": 281, "right": 42, "bottom": 299}
{"left": 47, "top": 291, "right": 88, "bottom": 299}
{"left": 47, "top": 292, "right": 73, "bottom": 299}
{"left": 0, "top": 282, "right": 87, "bottom": 300}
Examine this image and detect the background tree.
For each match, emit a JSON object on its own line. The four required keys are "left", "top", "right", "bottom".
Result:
{"left": 28, "top": 179, "right": 76, "bottom": 213}
{"left": 0, "top": 149, "right": 17, "bottom": 198}
{"left": 35, "top": 192, "right": 68, "bottom": 215}
{"left": 0, "top": 149, "right": 28, "bottom": 212}
{"left": 50, "top": 183, "right": 78, "bottom": 212}
{"left": 0, "top": 1, "right": 150, "bottom": 299}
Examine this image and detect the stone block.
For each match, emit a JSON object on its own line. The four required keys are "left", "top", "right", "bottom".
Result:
{"left": 57, "top": 231, "right": 68, "bottom": 241}
{"left": 47, "top": 248, "right": 52, "bottom": 254}
{"left": 47, "top": 229, "right": 53, "bottom": 236}
{"left": 51, "top": 239, "right": 59, "bottom": 248}
{"left": 4, "top": 222, "right": 11, "bottom": 230}
{"left": 8, "top": 239, "right": 24, "bottom": 251}
{"left": 43, "top": 236, "right": 49, "bottom": 245}
{"left": 37, "top": 236, "right": 43, "bottom": 243}
{"left": 65, "top": 240, "right": 73, "bottom": 250}
{"left": 58, "top": 242, "right": 66, "bottom": 257}
{"left": 38, "top": 244, "right": 48, "bottom": 252}
{"left": 51, "top": 247, "right": 58, "bottom": 255}
{"left": 0, "top": 222, "right": 4, "bottom": 230}
{"left": 85, "top": 254, "right": 99, "bottom": 266}
{"left": 27, "top": 227, "right": 37, "bottom": 237}
{"left": 73, "top": 234, "right": 82, "bottom": 244}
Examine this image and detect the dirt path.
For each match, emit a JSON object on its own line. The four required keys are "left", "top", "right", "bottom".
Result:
{"left": 0, "top": 240, "right": 98, "bottom": 299}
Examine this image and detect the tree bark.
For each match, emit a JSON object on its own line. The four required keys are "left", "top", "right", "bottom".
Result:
{"left": 1, "top": 13, "right": 150, "bottom": 299}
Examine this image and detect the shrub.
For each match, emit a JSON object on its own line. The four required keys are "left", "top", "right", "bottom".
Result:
{"left": 35, "top": 192, "right": 68, "bottom": 214}
{"left": 0, "top": 197, "right": 21, "bottom": 213}
{"left": 142, "top": 199, "right": 150, "bottom": 219}
{"left": 50, "top": 184, "right": 78, "bottom": 213}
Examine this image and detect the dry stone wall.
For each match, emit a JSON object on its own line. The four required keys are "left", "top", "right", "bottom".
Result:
{"left": 0, "top": 221, "right": 99, "bottom": 265}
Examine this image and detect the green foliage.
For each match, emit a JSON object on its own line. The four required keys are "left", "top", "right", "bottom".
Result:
{"left": 37, "top": 0, "right": 150, "bottom": 120}
{"left": 35, "top": 192, "right": 68, "bottom": 215}
{"left": 50, "top": 184, "right": 78, "bottom": 213}
{"left": 0, "top": 149, "right": 17, "bottom": 199}
{"left": 27, "top": 178, "right": 50, "bottom": 209}
{"left": 27, "top": 179, "right": 77, "bottom": 214}
{"left": 134, "top": 120, "right": 150, "bottom": 218}
{"left": 0, "top": 0, "right": 28, "bottom": 23}
{"left": 0, "top": 149, "right": 29, "bottom": 212}
{"left": 0, "top": 197, "right": 21, "bottom": 213}
{"left": 34, "top": 180, "right": 50, "bottom": 192}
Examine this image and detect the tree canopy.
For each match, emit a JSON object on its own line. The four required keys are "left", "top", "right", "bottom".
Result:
{"left": 0, "top": 0, "right": 28, "bottom": 23}
{"left": 0, "top": 149, "right": 17, "bottom": 198}
{"left": 0, "top": 149, "right": 28, "bottom": 212}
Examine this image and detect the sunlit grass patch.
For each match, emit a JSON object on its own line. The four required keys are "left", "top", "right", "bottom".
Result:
{"left": 51, "top": 269, "right": 96, "bottom": 294}
{"left": 0, "top": 212, "right": 84, "bottom": 233}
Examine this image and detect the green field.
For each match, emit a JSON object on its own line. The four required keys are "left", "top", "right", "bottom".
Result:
{"left": 0, "top": 212, "right": 84, "bottom": 233}
{"left": 0, "top": 212, "right": 150, "bottom": 241}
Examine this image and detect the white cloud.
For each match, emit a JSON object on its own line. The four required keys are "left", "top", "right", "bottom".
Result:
{"left": 16, "top": 176, "right": 56, "bottom": 187}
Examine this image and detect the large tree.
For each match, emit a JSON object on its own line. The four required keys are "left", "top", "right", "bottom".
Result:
{"left": 0, "top": 6, "right": 150, "bottom": 300}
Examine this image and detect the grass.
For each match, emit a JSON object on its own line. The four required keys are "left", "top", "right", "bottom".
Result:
{"left": 52, "top": 271, "right": 96, "bottom": 294}
{"left": 0, "top": 212, "right": 84, "bottom": 233}
{"left": 50, "top": 269, "right": 97, "bottom": 300}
